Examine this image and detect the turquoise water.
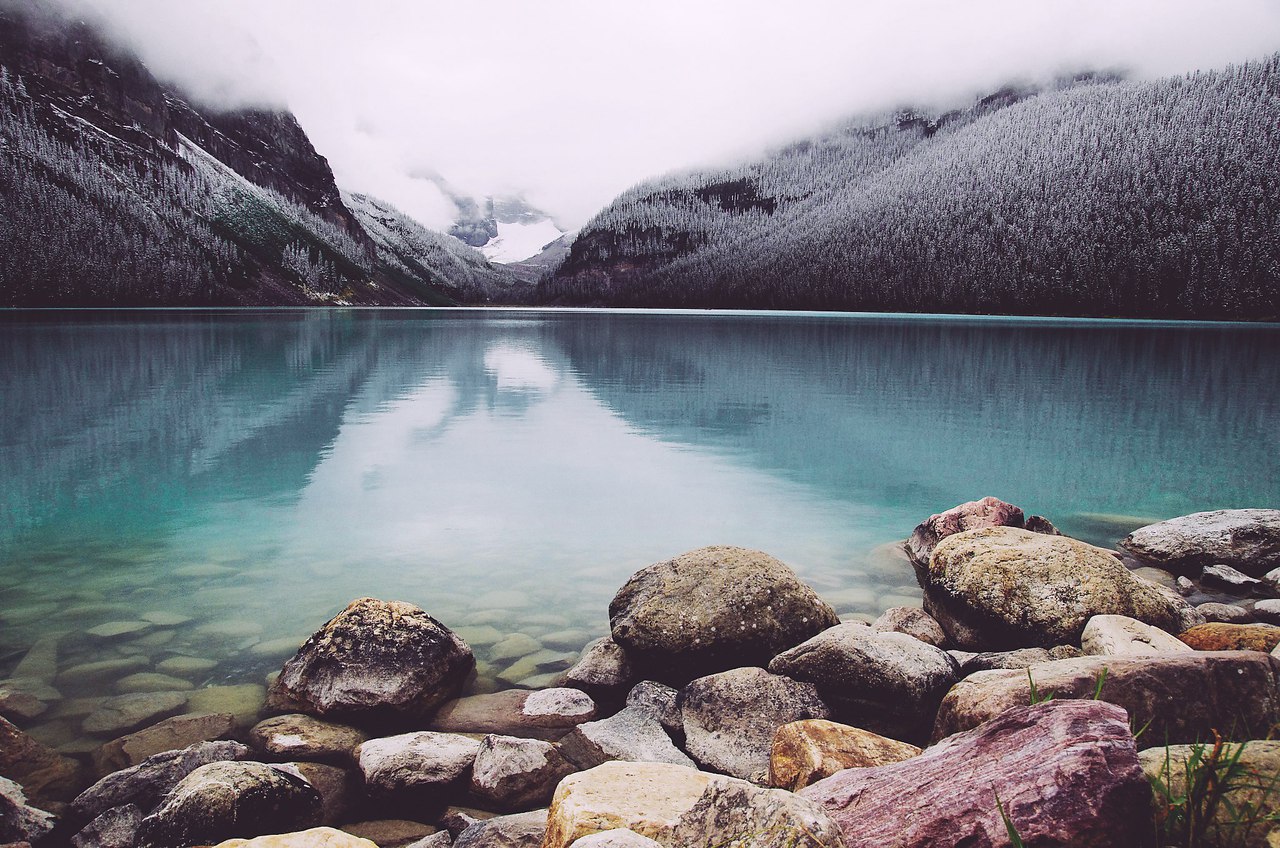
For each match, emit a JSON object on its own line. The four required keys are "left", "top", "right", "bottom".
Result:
{"left": 1, "top": 309, "right": 1278, "bottom": 747}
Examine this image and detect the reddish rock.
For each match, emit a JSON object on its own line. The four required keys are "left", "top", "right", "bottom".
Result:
{"left": 1178, "top": 623, "right": 1280, "bottom": 653}
{"left": 800, "top": 700, "right": 1150, "bottom": 848}
{"left": 0, "top": 715, "right": 88, "bottom": 807}
{"left": 904, "top": 497, "right": 1024, "bottom": 567}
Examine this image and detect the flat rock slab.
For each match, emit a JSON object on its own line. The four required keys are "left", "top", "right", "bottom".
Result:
{"left": 680, "top": 667, "right": 829, "bottom": 784}
{"left": 86, "top": 621, "right": 154, "bottom": 641}
{"left": 801, "top": 700, "right": 1149, "bottom": 848}
{"left": 213, "top": 827, "right": 378, "bottom": 847}
{"left": 1122, "top": 509, "right": 1280, "bottom": 577}
{"left": 92, "top": 712, "right": 237, "bottom": 775}
{"left": 769, "top": 719, "right": 921, "bottom": 792}
{"left": 544, "top": 761, "right": 842, "bottom": 848}
{"left": 249, "top": 714, "right": 367, "bottom": 765}
{"left": 932, "top": 651, "right": 1280, "bottom": 745}
{"left": 608, "top": 546, "right": 839, "bottom": 683}
{"left": 82, "top": 692, "right": 188, "bottom": 737}
{"left": 267, "top": 598, "right": 475, "bottom": 727}
{"left": 1081, "top": 614, "right": 1191, "bottom": 656}
{"left": 1179, "top": 622, "right": 1280, "bottom": 653}
{"left": 430, "top": 689, "right": 597, "bottom": 741}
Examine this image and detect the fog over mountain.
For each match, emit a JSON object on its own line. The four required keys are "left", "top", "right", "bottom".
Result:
{"left": 27, "top": 0, "right": 1280, "bottom": 230}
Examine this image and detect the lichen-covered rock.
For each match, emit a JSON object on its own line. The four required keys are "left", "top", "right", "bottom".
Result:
{"left": 213, "top": 826, "right": 378, "bottom": 847}
{"left": 267, "top": 598, "right": 474, "bottom": 726}
{"left": 1140, "top": 741, "right": 1280, "bottom": 848}
{"left": 430, "top": 689, "right": 597, "bottom": 741}
{"left": 924, "top": 527, "right": 1188, "bottom": 650}
{"left": 560, "top": 639, "right": 636, "bottom": 702}
{"left": 1179, "top": 623, "right": 1280, "bottom": 653}
{"left": 92, "top": 713, "right": 237, "bottom": 776}
{"left": 469, "top": 735, "right": 576, "bottom": 812}
{"left": 134, "top": 761, "right": 322, "bottom": 848}
{"left": 607, "top": 546, "right": 839, "bottom": 683}
{"left": 72, "top": 740, "right": 252, "bottom": 823}
{"left": 452, "top": 809, "right": 547, "bottom": 848}
{"left": 680, "top": 667, "right": 829, "bottom": 784}
{"left": 0, "top": 714, "right": 88, "bottom": 807}
{"left": 622, "top": 683, "right": 681, "bottom": 737}
{"left": 1122, "top": 509, "right": 1280, "bottom": 577}
{"left": 1081, "top": 614, "right": 1192, "bottom": 656}
{"left": 800, "top": 700, "right": 1149, "bottom": 848}
{"left": 543, "top": 761, "right": 842, "bottom": 848}
{"left": 767, "top": 624, "right": 954, "bottom": 742}
{"left": 355, "top": 732, "right": 480, "bottom": 804}
{"left": 932, "top": 652, "right": 1280, "bottom": 744}
{"left": 71, "top": 804, "right": 142, "bottom": 848}
{"left": 0, "top": 776, "right": 55, "bottom": 845}
{"left": 905, "top": 496, "right": 1025, "bottom": 567}
{"left": 249, "top": 714, "right": 367, "bottom": 765}
{"left": 557, "top": 708, "right": 694, "bottom": 771}
{"left": 870, "top": 607, "right": 946, "bottom": 647}
{"left": 768, "top": 719, "right": 920, "bottom": 792}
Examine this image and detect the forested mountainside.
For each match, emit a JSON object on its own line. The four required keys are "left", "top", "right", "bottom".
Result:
{"left": 0, "top": 3, "right": 514, "bottom": 306}
{"left": 541, "top": 61, "right": 1280, "bottom": 320}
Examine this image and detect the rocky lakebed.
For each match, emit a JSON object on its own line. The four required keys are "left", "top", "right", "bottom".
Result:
{"left": 2, "top": 500, "right": 1280, "bottom": 848}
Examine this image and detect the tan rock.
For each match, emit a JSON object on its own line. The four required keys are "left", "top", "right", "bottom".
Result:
{"left": 0, "top": 715, "right": 88, "bottom": 806}
{"left": 1080, "top": 614, "right": 1191, "bottom": 656}
{"left": 249, "top": 715, "right": 367, "bottom": 765}
{"left": 768, "top": 719, "right": 920, "bottom": 792}
{"left": 1179, "top": 623, "right": 1280, "bottom": 653}
{"left": 212, "top": 826, "right": 377, "bottom": 847}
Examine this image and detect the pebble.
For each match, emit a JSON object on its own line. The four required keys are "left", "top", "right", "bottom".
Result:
{"left": 156, "top": 656, "right": 220, "bottom": 677}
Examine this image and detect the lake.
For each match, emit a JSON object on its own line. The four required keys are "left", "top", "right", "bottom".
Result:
{"left": 1, "top": 309, "right": 1278, "bottom": 748}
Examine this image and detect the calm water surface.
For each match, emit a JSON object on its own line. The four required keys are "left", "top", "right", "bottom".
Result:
{"left": 1, "top": 309, "right": 1278, "bottom": 747}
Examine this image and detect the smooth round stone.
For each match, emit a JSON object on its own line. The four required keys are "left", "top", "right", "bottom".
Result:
{"left": 541, "top": 629, "right": 592, "bottom": 651}
{"left": 86, "top": 621, "right": 155, "bottom": 640}
{"left": 455, "top": 626, "right": 504, "bottom": 647}
{"left": 1, "top": 603, "right": 61, "bottom": 625}
{"left": 156, "top": 656, "right": 220, "bottom": 677}
{"left": 57, "top": 657, "right": 150, "bottom": 687}
{"left": 248, "top": 637, "right": 306, "bottom": 659}
{"left": 499, "top": 651, "right": 576, "bottom": 684}
{"left": 82, "top": 691, "right": 189, "bottom": 736}
{"left": 132, "top": 631, "right": 178, "bottom": 649}
{"left": 115, "top": 673, "right": 197, "bottom": 694}
{"left": 491, "top": 634, "right": 542, "bottom": 662}
{"left": 186, "top": 685, "right": 267, "bottom": 724}
{"left": 142, "top": 611, "right": 194, "bottom": 627}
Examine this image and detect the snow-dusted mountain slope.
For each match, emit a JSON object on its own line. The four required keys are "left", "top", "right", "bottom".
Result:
{"left": 480, "top": 218, "right": 566, "bottom": 263}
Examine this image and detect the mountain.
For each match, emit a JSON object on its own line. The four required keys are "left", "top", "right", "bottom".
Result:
{"left": 0, "top": 2, "right": 508, "bottom": 306}
{"left": 439, "top": 180, "right": 567, "bottom": 266}
{"left": 540, "top": 63, "right": 1280, "bottom": 320}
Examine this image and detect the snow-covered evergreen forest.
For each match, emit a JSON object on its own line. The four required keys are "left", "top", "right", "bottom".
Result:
{"left": 541, "top": 60, "right": 1280, "bottom": 319}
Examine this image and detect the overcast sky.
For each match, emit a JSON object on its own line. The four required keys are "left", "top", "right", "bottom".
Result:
{"left": 52, "top": 0, "right": 1280, "bottom": 230}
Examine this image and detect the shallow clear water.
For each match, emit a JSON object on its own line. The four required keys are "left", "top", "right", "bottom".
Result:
{"left": 1, "top": 309, "right": 1278, "bottom": 746}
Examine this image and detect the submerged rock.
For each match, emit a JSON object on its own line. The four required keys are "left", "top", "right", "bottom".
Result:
{"left": 923, "top": 527, "right": 1186, "bottom": 650}
{"left": 1122, "top": 509, "right": 1280, "bottom": 577}
{"left": 768, "top": 719, "right": 920, "bottom": 792}
{"left": 82, "top": 692, "right": 189, "bottom": 737}
{"left": 905, "top": 496, "right": 1025, "bottom": 567}
{"left": 800, "top": 700, "right": 1149, "bottom": 848}
{"left": 267, "top": 598, "right": 474, "bottom": 726}
{"left": 607, "top": 546, "right": 839, "bottom": 683}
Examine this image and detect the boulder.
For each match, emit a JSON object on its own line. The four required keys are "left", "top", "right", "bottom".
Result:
{"left": 1140, "top": 741, "right": 1280, "bottom": 848}
{"left": 557, "top": 708, "right": 694, "bottom": 771}
{"left": 82, "top": 692, "right": 188, "bottom": 737}
{"left": 1122, "top": 509, "right": 1280, "bottom": 577}
{"left": 249, "top": 715, "right": 367, "bottom": 765}
{"left": 1254, "top": 599, "right": 1280, "bottom": 625}
{"left": 71, "top": 740, "right": 251, "bottom": 823}
{"left": 923, "top": 527, "right": 1187, "bottom": 650}
{"left": 1198, "top": 602, "right": 1254, "bottom": 623}
{"left": 92, "top": 713, "right": 237, "bottom": 776}
{"left": 340, "top": 820, "right": 437, "bottom": 847}
{"left": 768, "top": 719, "right": 920, "bottom": 792}
{"left": 134, "top": 761, "right": 322, "bottom": 848}
{"left": 452, "top": 810, "right": 547, "bottom": 848}
{"left": 469, "top": 735, "right": 576, "bottom": 812}
{"left": 438, "top": 807, "right": 497, "bottom": 838}
{"left": 0, "top": 714, "right": 88, "bottom": 807}
{"left": 1081, "top": 614, "right": 1192, "bottom": 656}
{"left": 560, "top": 639, "right": 635, "bottom": 701}
{"left": 1179, "top": 623, "right": 1280, "bottom": 653}
{"left": 0, "top": 776, "right": 54, "bottom": 845}
{"left": 905, "top": 496, "right": 1024, "bottom": 567}
{"left": 0, "top": 681, "right": 51, "bottom": 723}
{"left": 622, "top": 683, "right": 681, "bottom": 737}
{"left": 355, "top": 732, "right": 480, "bottom": 804}
{"left": 543, "top": 761, "right": 841, "bottom": 848}
{"left": 932, "top": 652, "right": 1280, "bottom": 744}
{"left": 680, "top": 667, "right": 829, "bottom": 784}
{"left": 870, "top": 607, "right": 946, "bottom": 647}
{"left": 767, "top": 624, "right": 954, "bottom": 742}
{"left": 1203, "top": 563, "right": 1274, "bottom": 596}
{"left": 430, "top": 689, "right": 597, "bottom": 741}
{"left": 267, "top": 598, "right": 474, "bottom": 726}
{"left": 71, "top": 804, "right": 141, "bottom": 848}
{"left": 607, "top": 546, "right": 839, "bottom": 683}
{"left": 800, "top": 700, "right": 1149, "bottom": 848}
{"left": 212, "top": 828, "right": 377, "bottom": 847}
{"left": 289, "top": 763, "right": 352, "bottom": 827}
{"left": 568, "top": 829, "right": 661, "bottom": 848}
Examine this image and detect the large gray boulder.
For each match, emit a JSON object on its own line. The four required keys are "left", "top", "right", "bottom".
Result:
{"left": 932, "top": 651, "right": 1280, "bottom": 744}
{"left": 452, "top": 809, "right": 547, "bottom": 848}
{"left": 558, "top": 707, "right": 694, "bottom": 771}
{"left": 768, "top": 624, "right": 955, "bottom": 742}
{"left": 680, "top": 667, "right": 829, "bottom": 784}
{"left": 1122, "top": 509, "right": 1280, "bottom": 577}
{"left": 267, "top": 598, "right": 474, "bottom": 726}
{"left": 800, "top": 700, "right": 1149, "bottom": 848}
{"left": 469, "top": 735, "right": 577, "bottom": 812}
{"left": 134, "top": 761, "right": 322, "bottom": 848}
{"left": 71, "top": 740, "right": 251, "bottom": 823}
{"left": 608, "top": 546, "right": 839, "bottom": 683}
{"left": 71, "top": 804, "right": 142, "bottom": 848}
{"left": 905, "top": 496, "right": 1025, "bottom": 567}
{"left": 0, "top": 775, "right": 55, "bottom": 844}
{"left": 923, "top": 527, "right": 1187, "bottom": 650}
{"left": 355, "top": 732, "right": 481, "bottom": 805}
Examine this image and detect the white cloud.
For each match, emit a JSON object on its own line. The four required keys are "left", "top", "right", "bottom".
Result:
{"left": 50, "top": 0, "right": 1280, "bottom": 229}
